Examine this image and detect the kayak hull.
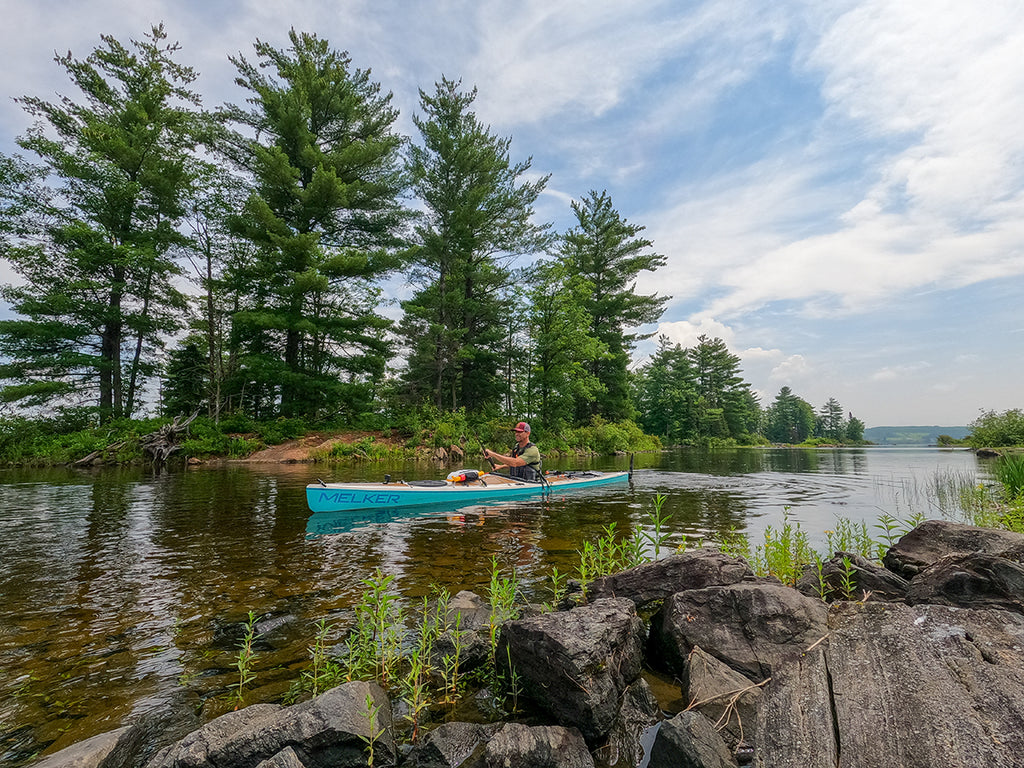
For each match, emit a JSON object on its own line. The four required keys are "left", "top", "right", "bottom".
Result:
{"left": 306, "top": 470, "right": 629, "bottom": 513}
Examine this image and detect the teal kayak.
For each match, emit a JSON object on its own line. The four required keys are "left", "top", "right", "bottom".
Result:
{"left": 306, "top": 470, "right": 629, "bottom": 513}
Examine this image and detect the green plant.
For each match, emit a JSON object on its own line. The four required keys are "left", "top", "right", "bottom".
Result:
{"left": 644, "top": 493, "right": 673, "bottom": 559}
{"left": 542, "top": 566, "right": 568, "bottom": 612}
{"left": 231, "top": 611, "right": 259, "bottom": 706}
{"left": 302, "top": 619, "right": 342, "bottom": 697}
{"left": 838, "top": 556, "right": 857, "bottom": 599}
{"left": 358, "top": 693, "right": 386, "bottom": 766}
{"left": 994, "top": 454, "right": 1024, "bottom": 499}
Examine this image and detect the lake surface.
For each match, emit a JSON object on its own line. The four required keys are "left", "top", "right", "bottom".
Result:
{"left": 0, "top": 447, "right": 990, "bottom": 765}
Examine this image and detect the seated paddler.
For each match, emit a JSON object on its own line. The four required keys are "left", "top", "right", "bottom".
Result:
{"left": 483, "top": 421, "right": 543, "bottom": 481}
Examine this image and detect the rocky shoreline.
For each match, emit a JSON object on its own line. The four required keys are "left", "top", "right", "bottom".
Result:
{"left": 31, "top": 519, "right": 1024, "bottom": 768}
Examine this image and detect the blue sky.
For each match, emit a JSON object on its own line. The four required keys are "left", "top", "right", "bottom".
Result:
{"left": 1, "top": 0, "right": 1021, "bottom": 427}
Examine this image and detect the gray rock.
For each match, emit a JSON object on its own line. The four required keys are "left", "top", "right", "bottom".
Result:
{"left": 402, "top": 722, "right": 501, "bottom": 768}
{"left": 795, "top": 551, "right": 910, "bottom": 602}
{"left": 647, "top": 711, "right": 737, "bottom": 768}
{"left": 684, "top": 647, "right": 762, "bottom": 749}
{"left": 31, "top": 727, "right": 140, "bottom": 768}
{"left": 146, "top": 706, "right": 284, "bottom": 768}
{"left": 823, "top": 601, "right": 1024, "bottom": 767}
{"left": 883, "top": 519, "right": 1024, "bottom": 577}
{"left": 498, "top": 597, "right": 645, "bottom": 743}
{"left": 146, "top": 681, "right": 393, "bottom": 768}
{"left": 596, "top": 677, "right": 661, "bottom": 768}
{"left": 750, "top": 643, "right": 835, "bottom": 768}
{"left": 648, "top": 582, "right": 828, "bottom": 681}
{"left": 906, "top": 551, "right": 1024, "bottom": 613}
{"left": 254, "top": 746, "right": 306, "bottom": 768}
{"left": 586, "top": 551, "right": 754, "bottom": 610}
{"left": 474, "top": 723, "right": 594, "bottom": 768}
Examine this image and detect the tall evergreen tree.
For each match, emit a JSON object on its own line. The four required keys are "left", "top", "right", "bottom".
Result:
{"left": 526, "top": 260, "right": 605, "bottom": 429}
{"left": 763, "top": 386, "right": 816, "bottom": 443}
{"left": 559, "top": 190, "right": 668, "bottom": 423}
{"left": 0, "top": 26, "right": 202, "bottom": 422}
{"left": 222, "top": 30, "right": 411, "bottom": 420}
{"left": 688, "top": 335, "right": 758, "bottom": 440}
{"left": 399, "top": 78, "right": 551, "bottom": 413}
{"left": 634, "top": 335, "right": 697, "bottom": 443}
{"left": 817, "top": 397, "right": 846, "bottom": 441}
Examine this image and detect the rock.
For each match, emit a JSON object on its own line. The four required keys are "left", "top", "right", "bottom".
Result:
{"left": 596, "top": 677, "right": 661, "bottom": 768}
{"left": 146, "top": 681, "right": 393, "bottom": 768}
{"left": 684, "top": 647, "right": 762, "bottom": 750}
{"left": 883, "top": 520, "right": 1024, "bottom": 577}
{"left": 403, "top": 722, "right": 502, "bottom": 768}
{"left": 254, "top": 747, "right": 305, "bottom": 768}
{"left": 31, "top": 726, "right": 144, "bottom": 768}
{"left": 648, "top": 582, "right": 828, "bottom": 681}
{"left": 146, "top": 705, "right": 284, "bottom": 768}
{"left": 431, "top": 591, "right": 493, "bottom": 675}
{"left": 448, "top": 444, "right": 465, "bottom": 461}
{"left": 906, "top": 551, "right": 1024, "bottom": 614}
{"left": 823, "top": 601, "right": 1024, "bottom": 767}
{"left": 646, "top": 711, "right": 737, "bottom": 768}
{"left": 498, "top": 597, "right": 645, "bottom": 743}
{"left": 749, "top": 642, "right": 835, "bottom": 767}
{"left": 473, "top": 723, "right": 594, "bottom": 768}
{"left": 586, "top": 551, "right": 755, "bottom": 610}
{"left": 794, "top": 551, "right": 909, "bottom": 602}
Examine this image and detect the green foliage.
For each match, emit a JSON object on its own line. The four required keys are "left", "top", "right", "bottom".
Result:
{"left": 560, "top": 417, "right": 661, "bottom": 454}
{"left": 231, "top": 611, "right": 259, "bottom": 705}
{"left": 0, "top": 413, "right": 166, "bottom": 465}
{"left": 0, "top": 25, "right": 202, "bottom": 423}
{"left": 222, "top": 29, "right": 410, "bottom": 421}
{"left": 969, "top": 409, "right": 1024, "bottom": 448}
{"left": 994, "top": 453, "right": 1024, "bottom": 499}
{"left": 763, "top": 386, "right": 816, "bottom": 444}
{"left": 559, "top": 190, "right": 668, "bottom": 423}
{"left": 162, "top": 342, "right": 208, "bottom": 418}
{"left": 398, "top": 77, "right": 551, "bottom": 413}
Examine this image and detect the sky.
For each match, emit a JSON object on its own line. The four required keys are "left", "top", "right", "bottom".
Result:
{"left": 0, "top": 0, "right": 1022, "bottom": 428}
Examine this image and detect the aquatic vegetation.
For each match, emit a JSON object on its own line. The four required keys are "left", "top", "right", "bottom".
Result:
{"left": 231, "top": 611, "right": 259, "bottom": 706}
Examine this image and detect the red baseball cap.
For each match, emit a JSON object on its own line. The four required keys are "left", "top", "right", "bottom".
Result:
{"left": 514, "top": 421, "right": 531, "bottom": 432}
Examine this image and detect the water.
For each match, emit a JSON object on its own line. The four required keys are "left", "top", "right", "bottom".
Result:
{"left": 0, "top": 447, "right": 988, "bottom": 764}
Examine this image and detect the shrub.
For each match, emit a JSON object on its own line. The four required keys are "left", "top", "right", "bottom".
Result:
{"left": 968, "top": 409, "right": 1024, "bottom": 448}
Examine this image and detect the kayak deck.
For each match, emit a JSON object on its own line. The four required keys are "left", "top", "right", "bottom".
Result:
{"left": 306, "top": 470, "right": 629, "bottom": 513}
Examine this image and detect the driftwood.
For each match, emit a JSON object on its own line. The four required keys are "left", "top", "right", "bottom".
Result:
{"left": 139, "top": 411, "right": 199, "bottom": 463}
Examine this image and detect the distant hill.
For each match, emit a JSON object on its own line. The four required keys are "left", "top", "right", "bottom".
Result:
{"left": 863, "top": 426, "right": 970, "bottom": 446}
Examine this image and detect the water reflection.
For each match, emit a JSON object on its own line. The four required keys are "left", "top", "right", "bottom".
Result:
{"left": 0, "top": 448, "right": 985, "bottom": 766}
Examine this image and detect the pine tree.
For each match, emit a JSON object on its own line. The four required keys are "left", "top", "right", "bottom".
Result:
{"left": 558, "top": 190, "right": 668, "bottom": 423}
{"left": 222, "top": 30, "right": 411, "bottom": 420}
{"left": 399, "top": 78, "right": 551, "bottom": 413}
{"left": 0, "top": 26, "right": 203, "bottom": 422}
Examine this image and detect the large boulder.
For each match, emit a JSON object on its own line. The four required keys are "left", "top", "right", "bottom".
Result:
{"left": 906, "top": 551, "right": 1024, "bottom": 613}
{"left": 586, "top": 551, "right": 754, "bottom": 610}
{"left": 822, "top": 601, "right": 1024, "bottom": 767}
{"left": 596, "top": 678, "right": 661, "bottom": 768}
{"left": 883, "top": 520, "right": 1024, "bottom": 577}
{"left": 795, "top": 551, "right": 909, "bottom": 602}
{"left": 146, "top": 681, "right": 393, "bottom": 768}
{"left": 646, "top": 711, "right": 737, "bottom": 768}
{"left": 648, "top": 582, "right": 828, "bottom": 681}
{"left": 30, "top": 726, "right": 148, "bottom": 768}
{"left": 497, "top": 598, "right": 645, "bottom": 743}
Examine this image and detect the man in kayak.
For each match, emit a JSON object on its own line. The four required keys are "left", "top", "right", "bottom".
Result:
{"left": 484, "top": 421, "right": 542, "bottom": 481}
